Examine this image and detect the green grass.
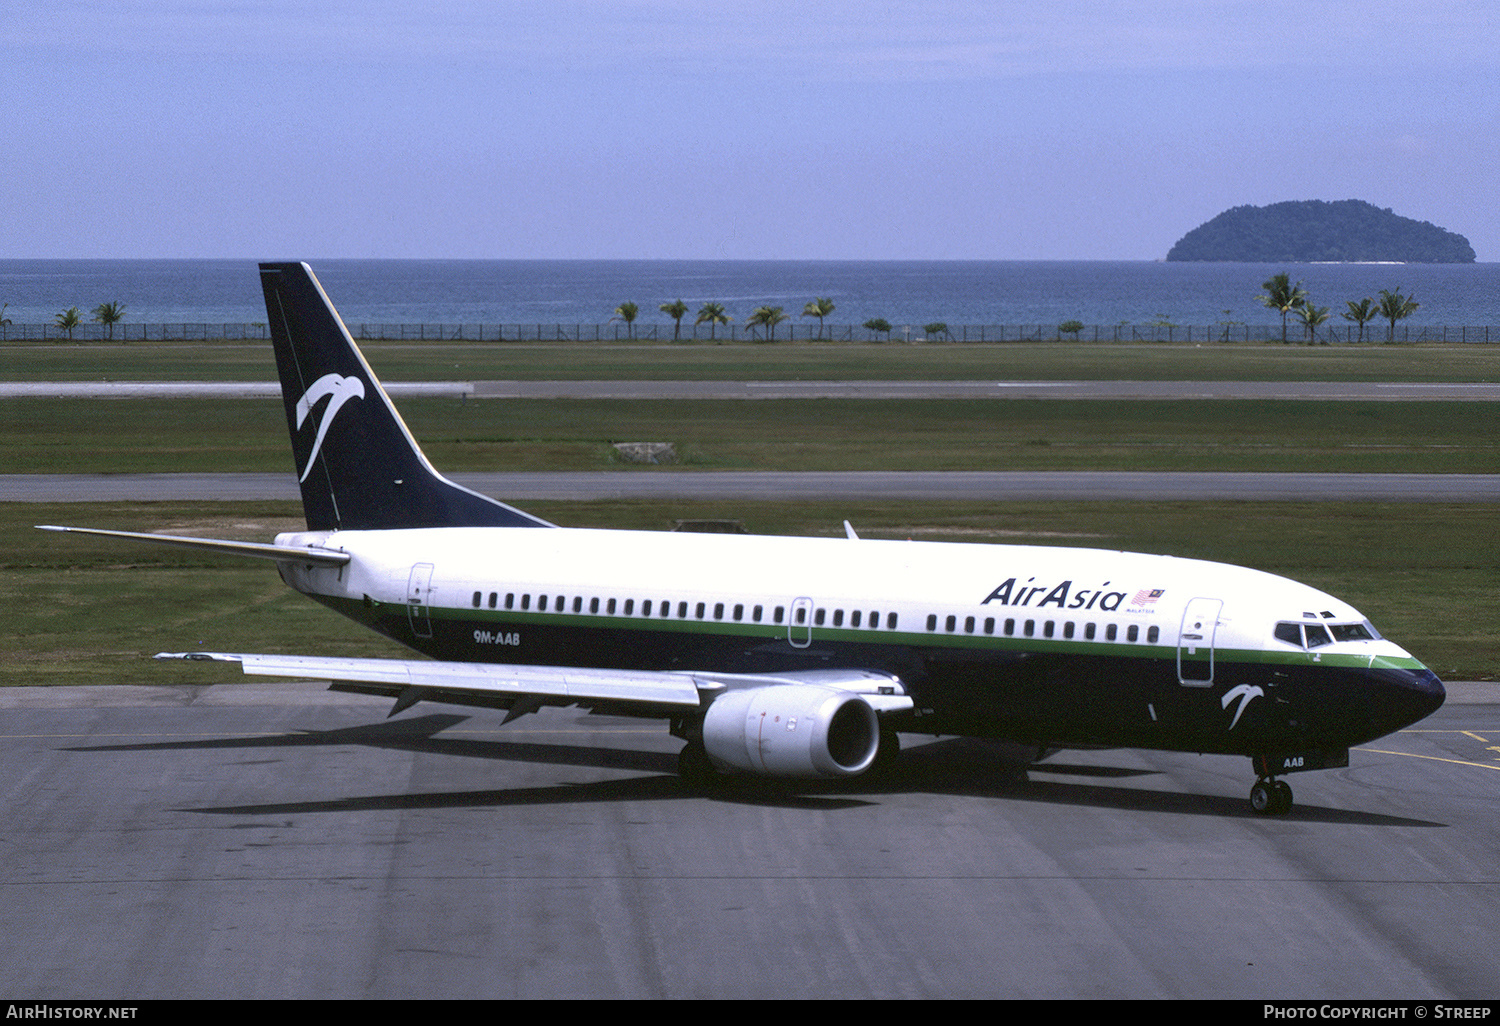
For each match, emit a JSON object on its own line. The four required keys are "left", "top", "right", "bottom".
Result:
{"left": 4, "top": 339, "right": 1499, "bottom": 382}
{"left": 5, "top": 339, "right": 1495, "bottom": 683}
{"left": 5, "top": 500, "right": 1494, "bottom": 686}
{"left": 6, "top": 396, "right": 1497, "bottom": 474}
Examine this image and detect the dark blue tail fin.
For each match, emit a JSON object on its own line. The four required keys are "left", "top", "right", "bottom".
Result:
{"left": 259, "top": 262, "right": 552, "bottom": 532}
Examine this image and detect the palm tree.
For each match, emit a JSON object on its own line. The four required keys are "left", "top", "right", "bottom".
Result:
{"left": 1296, "top": 302, "right": 1330, "bottom": 345}
{"left": 695, "top": 302, "right": 730, "bottom": 341}
{"left": 93, "top": 301, "right": 126, "bottom": 342}
{"left": 1342, "top": 298, "right": 1379, "bottom": 344}
{"left": 612, "top": 302, "right": 639, "bottom": 339}
{"left": 659, "top": 299, "right": 689, "bottom": 341}
{"left": 1258, "top": 273, "right": 1307, "bottom": 344}
{"left": 1377, "top": 288, "right": 1419, "bottom": 343}
{"left": 55, "top": 307, "right": 82, "bottom": 340}
{"left": 801, "top": 297, "right": 835, "bottom": 339}
{"left": 745, "top": 305, "right": 788, "bottom": 341}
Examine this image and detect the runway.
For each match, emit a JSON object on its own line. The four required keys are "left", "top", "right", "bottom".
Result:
{"left": 6, "top": 470, "right": 1499, "bottom": 502}
{"left": 5, "top": 379, "right": 1500, "bottom": 400}
{"left": 0, "top": 682, "right": 1494, "bottom": 999}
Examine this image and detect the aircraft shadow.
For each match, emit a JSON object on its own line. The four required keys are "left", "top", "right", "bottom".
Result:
{"left": 71, "top": 714, "right": 1443, "bottom": 825}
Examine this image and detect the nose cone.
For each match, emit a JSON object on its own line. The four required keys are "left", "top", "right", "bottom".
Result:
{"left": 1370, "top": 663, "right": 1446, "bottom": 737}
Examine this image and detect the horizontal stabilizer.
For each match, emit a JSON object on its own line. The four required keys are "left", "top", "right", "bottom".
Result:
{"left": 37, "top": 525, "right": 351, "bottom": 565}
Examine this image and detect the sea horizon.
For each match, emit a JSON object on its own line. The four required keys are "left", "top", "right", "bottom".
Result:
{"left": 3, "top": 258, "right": 1497, "bottom": 330}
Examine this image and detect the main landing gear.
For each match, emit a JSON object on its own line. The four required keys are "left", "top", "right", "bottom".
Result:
{"left": 1249, "top": 776, "right": 1293, "bottom": 816}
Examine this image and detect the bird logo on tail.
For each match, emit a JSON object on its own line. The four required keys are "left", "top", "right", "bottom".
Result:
{"left": 294, "top": 373, "right": 365, "bottom": 482}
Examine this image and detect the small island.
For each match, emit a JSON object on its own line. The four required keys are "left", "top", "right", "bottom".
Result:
{"left": 1166, "top": 199, "right": 1475, "bottom": 263}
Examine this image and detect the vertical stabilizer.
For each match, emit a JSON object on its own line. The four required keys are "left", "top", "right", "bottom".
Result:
{"left": 259, "top": 262, "right": 553, "bottom": 531}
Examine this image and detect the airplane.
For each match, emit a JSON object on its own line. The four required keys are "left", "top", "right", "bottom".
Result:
{"left": 41, "top": 261, "right": 1446, "bottom": 815}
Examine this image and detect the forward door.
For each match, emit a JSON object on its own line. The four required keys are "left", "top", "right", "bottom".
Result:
{"left": 1177, "top": 597, "right": 1222, "bottom": 685}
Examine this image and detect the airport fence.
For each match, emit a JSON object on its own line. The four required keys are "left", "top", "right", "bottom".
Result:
{"left": 1, "top": 322, "right": 1496, "bottom": 344}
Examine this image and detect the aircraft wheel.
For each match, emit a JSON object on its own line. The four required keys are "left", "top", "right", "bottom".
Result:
{"left": 1250, "top": 780, "right": 1275, "bottom": 815}
{"left": 677, "top": 742, "right": 720, "bottom": 790}
{"left": 1250, "top": 779, "right": 1293, "bottom": 815}
{"left": 1273, "top": 780, "right": 1293, "bottom": 815}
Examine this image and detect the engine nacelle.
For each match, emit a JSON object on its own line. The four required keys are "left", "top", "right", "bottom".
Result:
{"left": 702, "top": 684, "right": 880, "bottom": 778}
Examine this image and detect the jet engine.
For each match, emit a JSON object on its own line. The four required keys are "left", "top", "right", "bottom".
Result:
{"left": 701, "top": 684, "right": 880, "bottom": 777}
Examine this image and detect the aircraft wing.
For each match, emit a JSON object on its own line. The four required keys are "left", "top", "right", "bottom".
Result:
{"left": 154, "top": 652, "right": 913, "bottom": 717}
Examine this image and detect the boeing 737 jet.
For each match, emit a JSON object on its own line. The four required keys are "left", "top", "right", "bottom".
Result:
{"left": 43, "top": 263, "right": 1446, "bottom": 814}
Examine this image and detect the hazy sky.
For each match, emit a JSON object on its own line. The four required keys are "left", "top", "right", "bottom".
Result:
{"left": 6, "top": 1, "right": 1495, "bottom": 260}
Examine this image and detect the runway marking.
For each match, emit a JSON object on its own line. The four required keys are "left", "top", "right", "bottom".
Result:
{"left": 1354, "top": 747, "right": 1500, "bottom": 772}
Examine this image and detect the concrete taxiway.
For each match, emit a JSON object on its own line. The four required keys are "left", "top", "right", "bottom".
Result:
{"left": 0, "top": 682, "right": 1494, "bottom": 999}
{"left": 6, "top": 470, "right": 1499, "bottom": 503}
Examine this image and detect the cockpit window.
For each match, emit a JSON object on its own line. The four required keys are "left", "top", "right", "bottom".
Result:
{"left": 1274, "top": 622, "right": 1303, "bottom": 647}
{"left": 1277, "top": 620, "right": 1377, "bottom": 649}
{"left": 1329, "top": 622, "right": 1376, "bottom": 643}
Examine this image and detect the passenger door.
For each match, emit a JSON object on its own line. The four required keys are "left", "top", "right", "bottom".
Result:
{"left": 407, "top": 563, "right": 435, "bottom": 639}
{"left": 1177, "top": 597, "right": 1222, "bottom": 685}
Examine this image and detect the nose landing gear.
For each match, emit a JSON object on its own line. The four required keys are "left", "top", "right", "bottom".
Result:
{"left": 1249, "top": 777, "right": 1293, "bottom": 815}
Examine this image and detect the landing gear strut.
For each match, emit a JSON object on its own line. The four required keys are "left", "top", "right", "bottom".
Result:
{"left": 1249, "top": 777, "right": 1293, "bottom": 815}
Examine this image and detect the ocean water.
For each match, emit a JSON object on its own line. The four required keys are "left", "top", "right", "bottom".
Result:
{"left": 1, "top": 259, "right": 1497, "bottom": 330}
